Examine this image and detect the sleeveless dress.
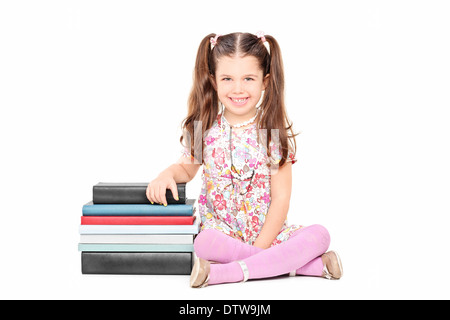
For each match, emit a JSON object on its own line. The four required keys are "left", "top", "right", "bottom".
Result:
{"left": 182, "top": 113, "right": 303, "bottom": 247}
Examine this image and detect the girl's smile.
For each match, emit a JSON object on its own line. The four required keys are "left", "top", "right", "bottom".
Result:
{"left": 229, "top": 97, "right": 249, "bottom": 106}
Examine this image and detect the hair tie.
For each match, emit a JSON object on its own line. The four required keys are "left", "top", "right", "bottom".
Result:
{"left": 255, "top": 31, "right": 270, "bottom": 54}
{"left": 210, "top": 34, "right": 221, "bottom": 49}
{"left": 255, "top": 31, "right": 266, "bottom": 43}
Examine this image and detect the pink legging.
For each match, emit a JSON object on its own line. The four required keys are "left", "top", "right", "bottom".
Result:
{"left": 193, "top": 224, "right": 331, "bottom": 285}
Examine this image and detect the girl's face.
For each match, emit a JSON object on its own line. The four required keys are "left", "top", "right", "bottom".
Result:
{"left": 214, "top": 55, "right": 269, "bottom": 125}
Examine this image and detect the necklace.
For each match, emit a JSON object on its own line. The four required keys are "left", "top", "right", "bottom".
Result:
{"left": 218, "top": 108, "right": 260, "bottom": 195}
{"left": 222, "top": 110, "right": 259, "bottom": 128}
{"left": 224, "top": 114, "right": 257, "bottom": 195}
{"left": 229, "top": 125, "right": 256, "bottom": 195}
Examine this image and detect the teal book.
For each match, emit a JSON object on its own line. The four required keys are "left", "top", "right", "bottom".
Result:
{"left": 82, "top": 199, "right": 196, "bottom": 216}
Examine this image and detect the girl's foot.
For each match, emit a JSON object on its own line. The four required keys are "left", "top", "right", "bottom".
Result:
{"left": 321, "top": 251, "right": 343, "bottom": 280}
{"left": 190, "top": 257, "right": 210, "bottom": 288}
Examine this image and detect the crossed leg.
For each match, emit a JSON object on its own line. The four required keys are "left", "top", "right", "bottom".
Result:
{"left": 193, "top": 224, "right": 330, "bottom": 285}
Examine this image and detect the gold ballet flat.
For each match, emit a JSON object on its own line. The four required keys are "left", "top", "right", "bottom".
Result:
{"left": 322, "top": 251, "right": 343, "bottom": 280}
{"left": 190, "top": 257, "right": 210, "bottom": 288}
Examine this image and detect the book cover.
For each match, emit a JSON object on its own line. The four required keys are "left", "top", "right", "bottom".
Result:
{"left": 93, "top": 182, "right": 186, "bottom": 204}
{"left": 81, "top": 252, "right": 193, "bottom": 275}
{"left": 82, "top": 199, "right": 196, "bottom": 216}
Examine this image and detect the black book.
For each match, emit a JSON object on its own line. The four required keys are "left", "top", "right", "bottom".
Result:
{"left": 81, "top": 252, "right": 193, "bottom": 275}
{"left": 92, "top": 182, "right": 186, "bottom": 204}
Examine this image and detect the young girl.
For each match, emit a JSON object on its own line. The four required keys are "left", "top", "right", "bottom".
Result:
{"left": 146, "top": 32, "right": 343, "bottom": 288}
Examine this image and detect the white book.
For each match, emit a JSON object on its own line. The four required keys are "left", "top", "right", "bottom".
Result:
{"left": 79, "top": 234, "right": 195, "bottom": 244}
{"left": 78, "top": 219, "right": 200, "bottom": 235}
{"left": 78, "top": 243, "right": 194, "bottom": 252}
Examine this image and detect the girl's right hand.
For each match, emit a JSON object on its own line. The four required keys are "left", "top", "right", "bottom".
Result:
{"left": 146, "top": 174, "right": 179, "bottom": 206}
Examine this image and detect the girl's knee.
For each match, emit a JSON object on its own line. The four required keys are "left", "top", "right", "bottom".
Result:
{"left": 193, "top": 229, "right": 210, "bottom": 249}
{"left": 193, "top": 228, "right": 220, "bottom": 257}
{"left": 308, "top": 224, "right": 331, "bottom": 249}
{"left": 194, "top": 228, "right": 216, "bottom": 244}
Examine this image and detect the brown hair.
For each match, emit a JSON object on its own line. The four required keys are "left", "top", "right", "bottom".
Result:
{"left": 180, "top": 32, "right": 299, "bottom": 167}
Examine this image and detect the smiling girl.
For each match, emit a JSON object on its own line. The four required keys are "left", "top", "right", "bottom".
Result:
{"left": 146, "top": 32, "right": 343, "bottom": 288}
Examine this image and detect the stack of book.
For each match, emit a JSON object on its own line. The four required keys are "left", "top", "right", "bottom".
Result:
{"left": 78, "top": 182, "right": 199, "bottom": 275}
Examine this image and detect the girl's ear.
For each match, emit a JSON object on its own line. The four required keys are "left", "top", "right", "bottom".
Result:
{"left": 263, "top": 74, "right": 270, "bottom": 90}
{"left": 210, "top": 74, "right": 218, "bottom": 91}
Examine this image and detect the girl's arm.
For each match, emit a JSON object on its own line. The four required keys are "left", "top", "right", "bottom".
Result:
{"left": 253, "top": 162, "right": 293, "bottom": 249}
{"left": 146, "top": 156, "right": 201, "bottom": 206}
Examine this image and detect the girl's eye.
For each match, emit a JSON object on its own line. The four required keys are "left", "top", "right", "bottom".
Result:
{"left": 220, "top": 77, "right": 254, "bottom": 82}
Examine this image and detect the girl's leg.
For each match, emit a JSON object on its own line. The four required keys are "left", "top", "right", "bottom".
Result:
{"left": 207, "top": 224, "right": 330, "bottom": 285}
{"left": 295, "top": 257, "right": 324, "bottom": 277}
{"left": 193, "top": 228, "right": 261, "bottom": 263}
{"left": 194, "top": 227, "right": 326, "bottom": 276}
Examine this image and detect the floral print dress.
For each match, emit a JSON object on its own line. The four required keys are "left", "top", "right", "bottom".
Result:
{"left": 182, "top": 113, "right": 302, "bottom": 247}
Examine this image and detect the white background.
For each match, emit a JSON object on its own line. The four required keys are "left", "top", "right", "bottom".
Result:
{"left": 1, "top": 0, "right": 449, "bottom": 300}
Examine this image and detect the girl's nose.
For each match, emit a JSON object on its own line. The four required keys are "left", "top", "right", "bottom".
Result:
{"left": 233, "top": 81, "right": 244, "bottom": 94}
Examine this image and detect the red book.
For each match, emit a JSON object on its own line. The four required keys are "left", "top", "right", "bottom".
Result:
{"left": 81, "top": 216, "right": 196, "bottom": 225}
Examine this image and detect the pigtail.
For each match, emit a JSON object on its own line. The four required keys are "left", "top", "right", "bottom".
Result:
{"left": 259, "top": 35, "right": 298, "bottom": 167}
{"left": 180, "top": 34, "right": 220, "bottom": 164}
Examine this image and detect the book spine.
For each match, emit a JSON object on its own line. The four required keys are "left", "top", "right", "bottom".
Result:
{"left": 78, "top": 220, "right": 200, "bottom": 234}
{"left": 79, "top": 234, "right": 195, "bottom": 244}
{"left": 93, "top": 184, "right": 186, "bottom": 204}
{"left": 80, "top": 216, "right": 195, "bottom": 225}
{"left": 82, "top": 202, "right": 195, "bottom": 216}
{"left": 78, "top": 243, "right": 194, "bottom": 252}
{"left": 81, "top": 252, "right": 193, "bottom": 275}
